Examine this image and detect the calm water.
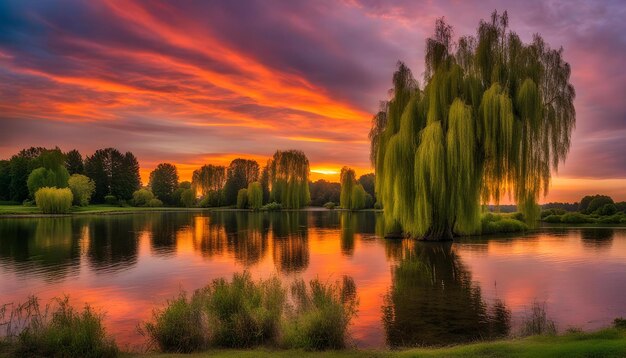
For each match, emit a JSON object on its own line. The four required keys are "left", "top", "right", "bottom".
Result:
{"left": 1, "top": 211, "right": 625, "bottom": 349}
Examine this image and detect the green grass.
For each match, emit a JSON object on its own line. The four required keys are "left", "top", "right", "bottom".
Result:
{"left": 135, "top": 329, "right": 626, "bottom": 357}
{"left": 0, "top": 204, "right": 213, "bottom": 216}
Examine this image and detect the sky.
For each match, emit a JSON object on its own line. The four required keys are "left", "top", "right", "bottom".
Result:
{"left": 0, "top": 0, "right": 625, "bottom": 202}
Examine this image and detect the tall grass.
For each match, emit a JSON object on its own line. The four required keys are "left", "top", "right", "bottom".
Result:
{"left": 282, "top": 276, "right": 358, "bottom": 350}
{"left": 520, "top": 300, "right": 557, "bottom": 336}
{"left": 34, "top": 187, "right": 73, "bottom": 214}
{"left": 0, "top": 296, "right": 118, "bottom": 357}
{"left": 142, "top": 272, "right": 358, "bottom": 353}
{"left": 480, "top": 213, "right": 528, "bottom": 234}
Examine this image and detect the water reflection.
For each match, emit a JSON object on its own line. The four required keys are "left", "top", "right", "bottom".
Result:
{"left": 272, "top": 211, "right": 309, "bottom": 272}
{"left": 382, "top": 241, "right": 511, "bottom": 347}
{"left": 580, "top": 228, "right": 614, "bottom": 250}
{"left": 87, "top": 216, "right": 141, "bottom": 272}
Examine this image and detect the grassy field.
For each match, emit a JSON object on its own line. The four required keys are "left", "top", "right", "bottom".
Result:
{"left": 0, "top": 204, "right": 214, "bottom": 216}
{"left": 135, "top": 328, "right": 626, "bottom": 357}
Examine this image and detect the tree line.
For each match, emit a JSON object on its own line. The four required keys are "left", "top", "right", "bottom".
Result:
{"left": 0, "top": 147, "right": 375, "bottom": 212}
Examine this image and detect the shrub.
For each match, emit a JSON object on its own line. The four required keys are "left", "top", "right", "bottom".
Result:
{"left": 236, "top": 188, "right": 248, "bottom": 209}
{"left": 2, "top": 296, "right": 118, "bottom": 357}
{"left": 198, "top": 191, "right": 225, "bottom": 208}
{"left": 597, "top": 213, "right": 624, "bottom": 224}
{"left": 143, "top": 272, "right": 286, "bottom": 352}
{"left": 147, "top": 198, "right": 163, "bottom": 207}
{"left": 520, "top": 300, "right": 556, "bottom": 336}
{"left": 247, "top": 181, "right": 263, "bottom": 210}
{"left": 481, "top": 213, "right": 528, "bottom": 234}
{"left": 614, "top": 317, "right": 626, "bottom": 329}
{"left": 132, "top": 189, "right": 154, "bottom": 207}
{"left": 597, "top": 203, "right": 617, "bottom": 216}
{"left": 543, "top": 214, "right": 562, "bottom": 223}
{"left": 34, "top": 187, "right": 73, "bottom": 214}
{"left": 261, "top": 201, "right": 283, "bottom": 211}
{"left": 282, "top": 276, "right": 357, "bottom": 350}
{"left": 104, "top": 195, "right": 117, "bottom": 205}
{"left": 180, "top": 188, "right": 196, "bottom": 208}
{"left": 68, "top": 174, "right": 95, "bottom": 206}
{"left": 143, "top": 292, "right": 209, "bottom": 353}
{"left": 561, "top": 212, "right": 594, "bottom": 223}
{"left": 587, "top": 195, "right": 614, "bottom": 214}
{"left": 323, "top": 202, "right": 336, "bottom": 210}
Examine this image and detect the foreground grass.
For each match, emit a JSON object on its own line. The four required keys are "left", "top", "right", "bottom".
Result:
{"left": 138, "top": 328, "right": 626, "bottom": 357}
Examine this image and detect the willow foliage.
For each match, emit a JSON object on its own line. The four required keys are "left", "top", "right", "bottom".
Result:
{"left": 192, "top": 165, "right": 226, "bottom": 200}
{"left": 339, "top": 167, "right": 356, "bottom": 209}
{"left": 267, "top": 150, "right": 310, "bottom": 209}
{"left": 371, "top": 11, "right": 575, "bottom": 240}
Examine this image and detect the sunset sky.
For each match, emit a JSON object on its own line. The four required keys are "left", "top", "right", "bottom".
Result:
{"left": 1, "top": 0, "right": 625, "bottom": 202}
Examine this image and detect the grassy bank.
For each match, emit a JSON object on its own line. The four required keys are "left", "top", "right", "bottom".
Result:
{"left": 0, "top": 204, "right": 215, "bottom": 216}
{"left": 137, "top": 328, "right": 626, "bottom": 357}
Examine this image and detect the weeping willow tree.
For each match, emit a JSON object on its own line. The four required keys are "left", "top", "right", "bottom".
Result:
{"left": 372, "top": 11, "right": 575, "bottom": 240}
{"left": 267, "top": 150, "right": 310, "bottom": 209}
{"left": 192, "top": 164, "right": 226, "bottom": 198}
{"left": 339, "top": 167, "right": 356, "bottom": 209}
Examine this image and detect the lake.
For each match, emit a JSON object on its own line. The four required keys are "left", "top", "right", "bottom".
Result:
{"left": 1, "top": 211, "right": 625, "bottom": 350}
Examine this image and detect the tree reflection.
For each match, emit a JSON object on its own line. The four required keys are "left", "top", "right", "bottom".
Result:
{"left": 0, "top": 218, "right": 80, "bottom": 281}
{"left": 271, "top": 211, "right": 309, "bottom": 272}
{"left": 580, "top": 228, "right": 614, "bottom": 250}
{"left": 87, "top": 215, "right": 140, "bottom": 272}
{"left": 382, "top": 242, "right": 511, "bottom": 347}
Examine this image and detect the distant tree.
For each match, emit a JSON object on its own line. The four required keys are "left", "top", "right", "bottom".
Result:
{"left": 0, "top": 160, "right": 10, "bottom": 200}
{"left": 350, "top": 184, "right": 367, "bottom": 210}
{"left": 260, "top": 164, "right": 270, "bottom": 204}
{"left": 247, "top": 181, "right": 263, "bottom": 210}
{"left": 192, "top": 165, "right": 227, "bottom": 206}
{"left": 132, "top": 189, "right": 154, "bottom": 207}
{"left": 65, "top": 149, "right": 84, "bottom": 175}
{"left": 179, "top": 181, "right": 192, "bottom": 189}
{"left": 68, "top": 174, "right": 95, "bottom": 206}
{"left": 180, "top": 188, "right": 196, "bottom": 208}
{"left": 8, "top": 147, "right": 47, "bottom": 202}
{"left": 358, "top": 173, "right": 376, "bottom": 201}
{"left": 597, "top": 203, "right": 617, "bottom": 216}
{"left": 542, "top": 202, "right": 578, "bottom": 212}
{"left": 26, "top": 149, "right": 70, "bottom": 197}
{"left": 616, "top": 202, "right": 626, "bottom": 213}
{"left": 224, "top": 159, "right": 260, "bottom": 205}
{"left": 84, "top": 148, "right": 141, "bottom": 202}
{"left": 309, "top": 179, "right": 340, "bottom": 206}
{"left": 149, "top": 163, "right": 179, "bottom": 205}
{"left": 340, "top": 167, "right": 357, "bottom": 209}
{"left": 587, "top": 196, "right": 614, "bottom": 214}
{"left": 237, "top": 188, "right": 248, "bottom": 209}
{"left": 267, "top": 150, "right": 310, "bottom": 209}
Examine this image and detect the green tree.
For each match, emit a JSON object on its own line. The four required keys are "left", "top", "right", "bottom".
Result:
{"left": 587, "top": 195, "right": 614, "bottom": 214}
{"left": 132, "top": 189, "right": 154, "bottom": 207}
{"left": 357, "top": 173, "right": 376, "bottom": 202}
{"left": 224, "top": 159, "right": 260, "bottom": 205}
{"left": 8, "top": 147, "right": 50, "bottom": 202}
{"left": 340, "top": 167, "right": 356, "bottom": 209}
{"left": 267, "top": 150, "right": 310, "bottom": 209}
{"left": 68, "top": 174, "right": 96, "bottom": 206}
{"left": 192, "top": 165, "right": 227, "bottom": 206}
{"left": 180, "top": 188, "right": 196, "bottom": 208}
{"left": 149, "top": 163, "right": 179, "bottom": 205}
{"left": 371, "top": 12, "right": 575, "bottom": 240}
{"left": 350, "top": 184, "right": 367, "bottom": 210}
{"left": 26, "top": 149, "right": 70, "bottom": 197}
{"left": 0, "top": 160, "right": 10, "bottom": 200}
{"left": 65, "top": 149, "right": 84, "bottom": 175}
{"left": 309, "top": 179, "right": 340, "bottom": 206}
{"left": 84, "top": 148, "right": 141, "bottom": 202}
{"left": 35, "top": 187, "right": 73, "bottom": 214}
{"left": 247, "top": 181, "right": 263, "bottom": 210}
{"left": 237, "top": 188, "right": 248, "bottom": 209}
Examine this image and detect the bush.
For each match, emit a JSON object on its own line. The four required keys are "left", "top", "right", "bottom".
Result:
{"left": 68, "top": 174, "right": 95, "bottom": 206}
{"left": 481, "top": 213, "right": 528, "bottom": 234}
{"left": 541, "top": 208, "right": 566, "bottom": 218}
{"left": 104, "top": 195, "right": 117, "bottom": 205}
{"left": 132, "top": 189, "right": 154, "bottom": 207}
{"left": 282, "top": 277, "right": 357, "bottom": 350}
{"left": 323, "top": 202, "right": 336, "bottom": 210}
{"left": 236, "top": 188, "right": 248, "bottom": 209}
{"left": 520, "top": 300, "right": 556, "bottom": 336}
{"left": 2, "top": 296, "right": 118, "bottom": 357}
{"left": 247, "top": 182, "right": 263, "bottom": 210}
{"left": 597, "top": 213, "right": 624, "bottom": 224}
{"left": 34, "top": 187, "right": 73, "bottom": 214}
{"left": 561, "top": 212, "right": 594, "bottom": 224}
{"left": 543, "top": 214, "right": 562, "bottom": 223}
{"left": 147, "top": 198, "right": 163, "bottom": 207}
{"left": 261, "top": 201, "right": 283, "bottom": 211}
{"left": 143, "top": 272, "right": 285, "bottom": 352}
{"left": 587, "top": 195, "right": 614, "bottom": 214}
{"left": 180, "top": 189, "right": 196, "bottom": 208}
{"left": 198, "top": 191, "right": 225, "bottom": 208}
{"left": 614, "top": 317, "right": 626, "bottom": 329}
{"left": 597, "top": 203, "right": 617, "bottom": 216}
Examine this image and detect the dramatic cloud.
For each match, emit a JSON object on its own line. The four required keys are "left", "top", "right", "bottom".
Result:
{"left": 1, "top": 0, "right": 624, "bottom": 200}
